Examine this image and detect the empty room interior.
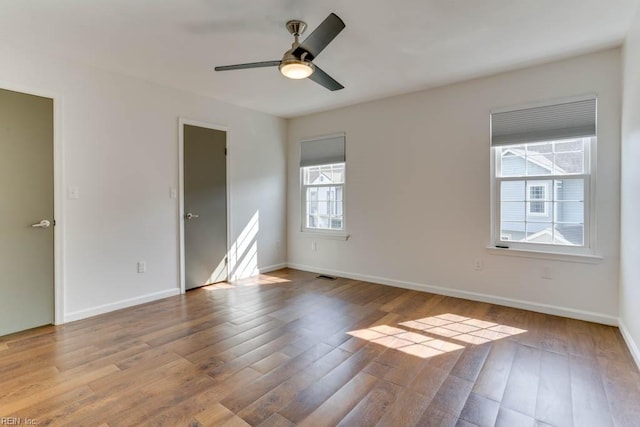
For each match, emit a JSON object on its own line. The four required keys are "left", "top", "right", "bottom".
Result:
{"left": 2, "top": 1, "right": 640, "bottom": 426}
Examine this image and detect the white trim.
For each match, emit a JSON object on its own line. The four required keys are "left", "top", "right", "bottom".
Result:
{"left": 259, "top": 263, "right": 288, "bottom": 274}
{"left": 0, "top": 81, "right": 65, "bottom": 326}
{"left": 618, "top": 319, "right": 640, "bottom": 370}
{"left": 178, "top": 118, "right": 231, "bottom": 293}
{"left": 63, "top": 289, "right": 180, "bottom": 323}
{"left": 486, "top": 246, "right": 602, "bottom": 263}
{"left": 297, "top": 231, "right": 350, "bottom": 241}
{"left": 286, "top": 263, "right": 618, "bottom": 326}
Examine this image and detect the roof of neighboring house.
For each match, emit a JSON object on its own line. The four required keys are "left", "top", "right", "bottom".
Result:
{"left": 502, "top": 148, "right": 567, "bottom": 175}
{"left": 525, "top": 228, "right": 573, "bottom": 245}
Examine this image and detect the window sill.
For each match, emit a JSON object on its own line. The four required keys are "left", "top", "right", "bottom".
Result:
{"left": 486, "top": 246, "right": 603, "bottom": 264}
{"left": 299, "top": 231, "right": 350, "bottom": 241}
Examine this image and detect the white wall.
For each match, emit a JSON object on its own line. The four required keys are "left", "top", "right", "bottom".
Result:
{"left": 288, "top": 48, "right": 621, "bottom": 324}
{"left": 0, "top": 45, "right": 287, "bottom": 322}
{"left": 620, "top": 9, "right": 640, "bottom": 366}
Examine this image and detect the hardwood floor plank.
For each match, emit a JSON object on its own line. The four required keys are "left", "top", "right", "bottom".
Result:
{"left": 570, "top": 354, "right": 613, "bottom": 427}
{"left": 597, "top": 356, "right": 640, "bottom": 427}
{"left": 420, "top": 373, "right": 474, "bottom": 421}
{"left": 375, "top": 387, "right": 432, "bottom": 427}
{"left": 495, "top": 407, "right": 535, "bottom": 427}
{"left": 336, "top": 379, "right": 403, "bottom": 427}
{"left": 221, "top": 342, "right": 335, "bottom": 414}
{"left": 535, "top": 350, "right": 573, "bottom": 426}
{"left": 472, "top": 338, "right": 517, "bottom": 401}
{"left": 278, "top": 338, "right": 394, "bottom": 423}
{"left": 1, "top": 364, "right": 119, "bottom": 414}
{"left": 238, "top": 347, "right": 352, "bottom": 425}
{"left": 296, "top": 371, "right": 379, "bottom": 427}
{"left": 458, "top": 392, "right": 500, "bottom": 427}
{"left": 501, "top": 344, "right": 542, "bottom": 417}
{"left": 0, "top": 268, "right": 637, "bottom": 426}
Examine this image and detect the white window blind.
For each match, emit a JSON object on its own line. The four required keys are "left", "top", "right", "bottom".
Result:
{"left": 491, "top": 98, "right": 596, "bottom": 147}
{"left": 300, "top": 135, "right": 345, "bottom": 167}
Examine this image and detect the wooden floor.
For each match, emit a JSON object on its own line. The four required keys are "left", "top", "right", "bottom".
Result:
{"left": 1, "top": 269, "right": 639, "bottom": 426}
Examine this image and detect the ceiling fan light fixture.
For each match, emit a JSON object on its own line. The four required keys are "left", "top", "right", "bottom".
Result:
{"left": 279, "top": 59, "right": 315, "bottom": 79}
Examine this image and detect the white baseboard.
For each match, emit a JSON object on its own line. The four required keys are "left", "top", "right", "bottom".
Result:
{"left": 287, "top": 263, "right": 618, "bottom": 326}
{"left": 618, "top": 319, "right": 640, "bottom": 369}
{"left": 64, "top": 288, "right": 181, "bottom": 323}
{"left": 259, "top": 263, "right": 288, "bottom": 274}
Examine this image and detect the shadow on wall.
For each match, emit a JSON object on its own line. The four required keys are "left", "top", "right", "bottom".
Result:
{"left": 205, "top": 210, "right": 260, "bottom": 284}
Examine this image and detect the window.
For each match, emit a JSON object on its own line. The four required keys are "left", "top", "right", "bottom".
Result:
{"left": 527, "top": 182, "right": 548, "bottom": 216}
{"left": 302, "top": 163, "right": 345, "bottom": 231}
{"left": 300, "top": 134, "right": 346, "bottom": 233}
{"left": 491, "top": 97, "right": 596, "bottom": 254}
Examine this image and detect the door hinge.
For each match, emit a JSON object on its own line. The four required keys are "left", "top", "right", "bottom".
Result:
{"left": 224, "top": 148, "right": 227, "bottom": 156}
{"left": 53, "top": 219, "right": 56, "bottom": 226}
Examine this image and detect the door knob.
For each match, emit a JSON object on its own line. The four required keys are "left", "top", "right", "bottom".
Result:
{"left": 31, "top": 219, "right": 51, "bottom": 228}
{"left": 185, "top": 213, "right": 200, "bottom": 220}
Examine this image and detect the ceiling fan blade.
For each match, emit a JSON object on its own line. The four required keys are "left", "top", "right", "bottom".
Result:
{"left": 292, "top": 13, "right": 345, "bottom": 61}
{"left": 309, "top": 65, "right": 344, "bottom": 91}
{"left": 215, "top": 60, "right": 281, "bottom": 71}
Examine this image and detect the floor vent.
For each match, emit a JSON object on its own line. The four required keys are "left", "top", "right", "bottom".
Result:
{"left": 317, "top": 274, "right": 337, "bottom": 280}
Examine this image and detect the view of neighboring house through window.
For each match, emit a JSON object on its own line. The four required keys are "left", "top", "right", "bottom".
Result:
{"left": 302, "top": 163, "right": 344, "bottom": 230}
{"left": 300, "top": 134, "right": 346, "bottom": 233}
{"left": 496, "top": 138, "right": 590, "bottom": 246}
{"left": 491, "top": 97, "right": 596, "bottom": 253}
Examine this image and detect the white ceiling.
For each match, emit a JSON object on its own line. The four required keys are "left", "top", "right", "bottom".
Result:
{"left": 1, "top": 0, "right": 638, "bottom": 118}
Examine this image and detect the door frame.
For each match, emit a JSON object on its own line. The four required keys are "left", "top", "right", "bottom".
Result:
{"left": 0, "top": 81, "right": 64, "bottom": 325}
{"left": 178, "top": 118, "right": 231, "bottom": 294}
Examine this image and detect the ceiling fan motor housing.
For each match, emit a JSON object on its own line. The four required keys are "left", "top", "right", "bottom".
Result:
{"left": 286, "top": 20, "right": 307, "bottom": 37}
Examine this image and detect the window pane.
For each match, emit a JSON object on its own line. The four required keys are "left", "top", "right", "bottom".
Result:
{"left": 554, "top": 152, "right": 584, "bottom": 174}
{"left": 555, "top": 138, "right": 583, "bottom": 152}
{"left": 501, "top": 181, "right": 524, "bottom": 201}
{"left": 555, "top": 201, "right": 584, "bottom": 223}
{"left": 527, "top": 142, "right": 553, "bottom": 154}
{"left": 555, "top": 179, "right": 584, "bottom": 201}
{"left": 500, "top": 147, "right": 526, "bottom": 177}
{"left": 302, "top": 163, "right": 344, "bottom": 185}
{"left": 501, "top": 221, "right": 525, "bottom": 241}
{"left": 501, "top": 202, "right": 525, "bottom": 222}
{"left": 526, "top": 156, "right": 553, "bottom": 175}
{"left": 526, "top": 202, "right": 552, "bottom": 221}
{"left": 526, "top": 223, "right": 553, "bottom": 243}
{"left": 554, "top": 224, "right": 583, "bottom": 246}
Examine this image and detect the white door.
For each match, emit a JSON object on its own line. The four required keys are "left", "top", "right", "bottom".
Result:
{"left": 0, "top": 88, "right": 54, "bottom": 336}
{"left": 183, "top": 124, "right": 228, "bottom": 290}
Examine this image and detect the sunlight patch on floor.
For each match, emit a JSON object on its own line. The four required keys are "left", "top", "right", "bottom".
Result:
{"left": 349, "top": 313, "right": 527, "bottom": 358}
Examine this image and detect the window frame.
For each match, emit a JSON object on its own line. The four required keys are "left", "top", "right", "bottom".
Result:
{"left": 491, "top": 136, "right": 596, "bottom": 256}
{"left": 300, "top": 162, "right": 347, "bottom": 236}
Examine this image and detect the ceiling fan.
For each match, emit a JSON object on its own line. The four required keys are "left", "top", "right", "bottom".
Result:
{"left": 214, "top": 13, "right": 345, "bottom": 91}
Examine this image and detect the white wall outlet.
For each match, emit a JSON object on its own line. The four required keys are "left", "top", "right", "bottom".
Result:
{"left": 169, "top": 188, "right": 177, "bottom": 199}
{"left": 542, "top": 265, "right": 552, "bottom": 280}
{"left": 312, "top": 241, "right": 317, "bottom": 251}
{"left": 474, "top": 258, "right": 483, "bottom": 271}
{"left": 137, "top": 261, "right": 146, "bottom": 273}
